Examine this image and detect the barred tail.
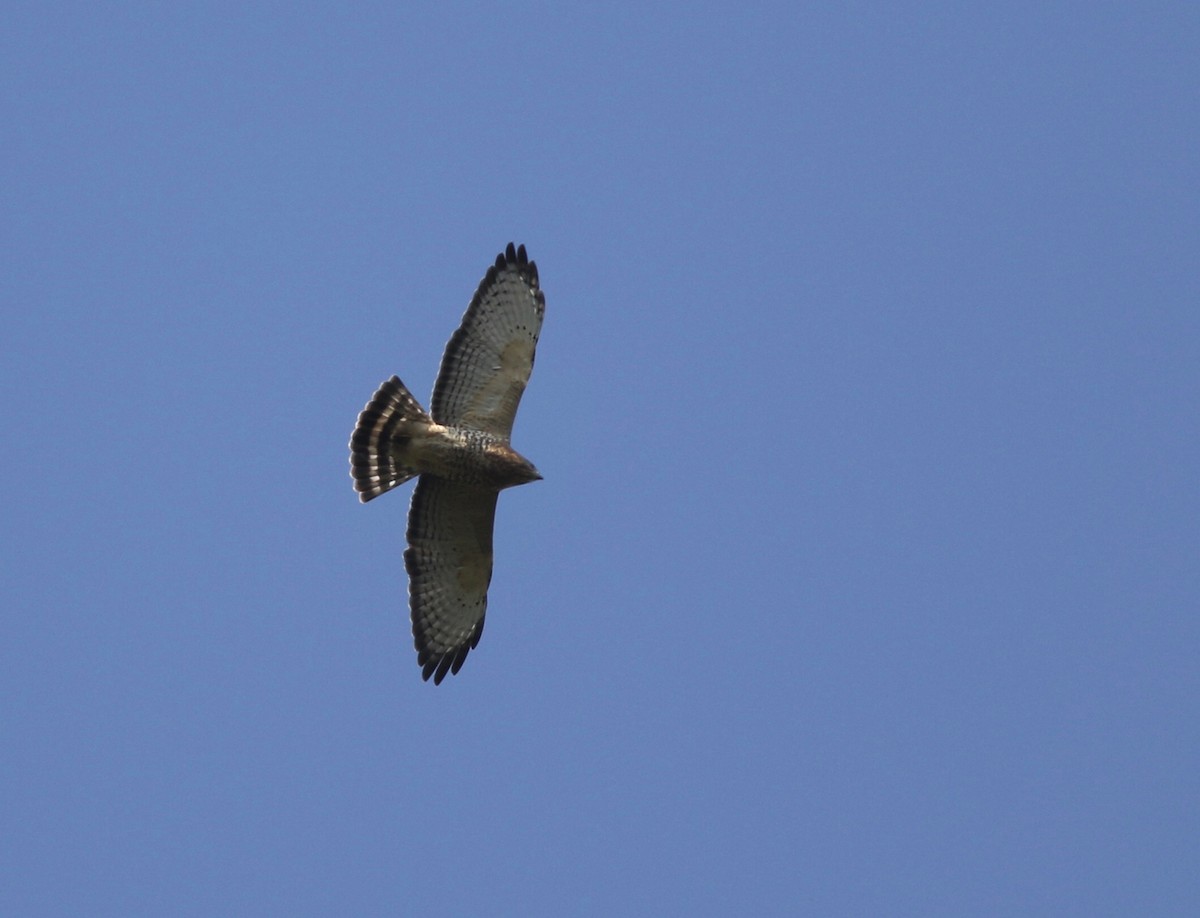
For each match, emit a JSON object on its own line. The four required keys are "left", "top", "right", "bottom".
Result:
{"left": 349, "top": 376, "right": 431, "bottom": 502}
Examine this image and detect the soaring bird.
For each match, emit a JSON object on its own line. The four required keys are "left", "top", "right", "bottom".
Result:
{"left": 350, "top": 243, "right": 545, "bottom": 683}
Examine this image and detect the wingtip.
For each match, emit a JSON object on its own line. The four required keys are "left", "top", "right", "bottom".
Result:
{"left": 500, "top": 241, "right": 531, "bottom": 266}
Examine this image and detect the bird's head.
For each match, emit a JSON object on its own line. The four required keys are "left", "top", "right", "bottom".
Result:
{"left": 489, "top": 444, "right": 542, "bottom": 489}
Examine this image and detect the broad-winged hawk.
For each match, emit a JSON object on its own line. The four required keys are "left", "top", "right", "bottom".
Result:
{"left": 350, "top": 243, "right": 545, "bottom": 684}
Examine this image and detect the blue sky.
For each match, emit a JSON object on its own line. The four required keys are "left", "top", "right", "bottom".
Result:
{"left": 2, "top": 3, "right": 1197, "bottom": 915}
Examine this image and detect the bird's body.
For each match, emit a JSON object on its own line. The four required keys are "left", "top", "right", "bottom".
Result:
{"left": 350, "top": 244, "right": 545, "bottom": 684}
{"left": 401, "top": 422, "right": 540, "bottom": 489}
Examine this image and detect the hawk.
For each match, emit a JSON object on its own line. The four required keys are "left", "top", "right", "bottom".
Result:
{"left": 349, "top": 243, "right": 545, "bottom": 684}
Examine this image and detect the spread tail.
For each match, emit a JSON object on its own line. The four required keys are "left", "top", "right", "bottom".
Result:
{"left": 349, "top": 376, "right": 431, "bottom": 502}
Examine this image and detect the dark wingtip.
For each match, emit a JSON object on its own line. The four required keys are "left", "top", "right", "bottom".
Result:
{"left": 497, "top": 242, "right": 537, "bottom": 286}
{"left": 415, "top": 619, "right": 485, "bottom": 685}
{"left": 422, "top": 651, "right": 456, "bottom": 685}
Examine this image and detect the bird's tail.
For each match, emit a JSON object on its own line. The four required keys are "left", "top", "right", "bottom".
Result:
{"left": 349, "top": 376, "right": 432, "bottom": 502}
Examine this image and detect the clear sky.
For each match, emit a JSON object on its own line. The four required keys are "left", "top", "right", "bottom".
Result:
{"left": 2, "top": 3, "right": 1197, "bottom": 915}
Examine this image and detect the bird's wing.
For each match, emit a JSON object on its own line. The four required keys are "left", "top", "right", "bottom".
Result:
{"left": 405, "top": 475, "right": 499, "bottom": 684}
{"left": 429, "top": 243, "right": 545, "bottom": 439}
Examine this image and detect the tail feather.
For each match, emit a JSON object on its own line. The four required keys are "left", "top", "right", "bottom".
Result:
{"left": 350, "top": 376, "right": 431, "bottom": 502}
